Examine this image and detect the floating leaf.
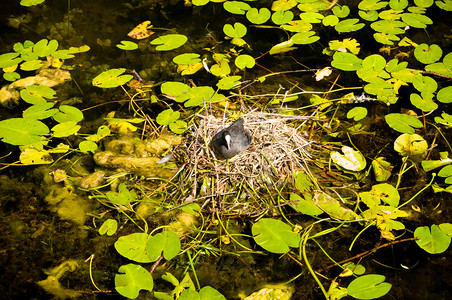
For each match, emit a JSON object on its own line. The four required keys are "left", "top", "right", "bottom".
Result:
{"left": 246, "top": 7, "right": 271, "bottom": 24}
{"left": 372, "top": 157, "right": 394, "bottom": 181}
{"left": 20, "top": 59, "right": 43, "bottom": 71}
{"left": 146, "top": 231, "right": 181, "bottom": 261}
{"left": 22, "top": 103, "right": 58, "bottom": 120}
{"left": 193, "top": 0, "right": 209, "bottom": 5}
{"left": 51, "top": 121, "right": 80, "bottom": 138}
{"left": 299, "top": 12, "right": 324, "bottom": 23}
{"left": 0, "top": 118, "right": 49, "bottom": 145}
{"left": 434, "top": 112, "right": 452, "bottom": 127}
{"left": 33, "top": 39, "right": 59, "bottom": 57}
{"left": 385, "top": 113, "right": 423, "bottom": 133}
{"left": 3, "top": 71, "right": 21, "bottom": 81}
{"left": 99, "top": 219, "right": 118, "bottom": 236}
{"left": 412, "top": 75, "right": 437, "bottom": 94}
{"left": 394, "top": 133, "right": 428, "bottom": 157}
{"left": 19, "top": 148, "right": 53, "bottom": 165}
{"left": 79, "top": 140, "right": 98, "bottom": 153}
{"left": 150, "top": 34, "right": 187, "bottom": 51}
{"left": 223, "top": 1, "right": 251, "bottom": 14}
{"left": 332, "top": 5, "right": 351, "bottom": 17}
{"left": 169, "top": 120, "right": 188, "bottom": 134}
{"left": 216, "top": 75, "right": 241, "bottom": 90}
{"left": 269, "top": 39, "right": 296, "bottom": 54}
{"left": 290, "top": 193, "right": 323, "bottom": 216}
{"left": 414, "top": 43, "right": 443, "bottom": 64}
{"left": 436, "top": 0, "right": 452, "bottom": 11}
{"left": 389, "top": 0, "right": 408, "bottom": 9}
{"left": 116, "top": 41, "right": 138, "bottom": 50}
{"left": 347, "top": 274, "right": 392, "bottom": 299}
{"left": 271, "top": 10, "right": 294, "bottom": 25}
{"left": 437, "top": 86, "right": 452, "bottom": 103}
{"left": 156, "top": 109, "right": 180, "bottom": 125}
{"left": 360, "top": 183, "right": 400, "bottom": 207}
{"left": 335, "top": 18, "right": 365, "bottom": 32}
{"left": 115, "top": 264, "right": 154, "bottom": 299}
{"left": 359, "top": 9, "right": 379, "bottom": 21}
{"left": 235, "top": 54, "right": 255, "bottom": 70}
{"left": 347, "top": 107, "right": 368, "bottom": 121}
{"left": 272, "top": 0, "right": 298, "bottom": 11}
{"left": 161, "top": 81, "right": 191, "bottom": 98}
{"left": 359, "top": 0, "right": 389, "bottom": 10}
{"left": 401, "top": 13, "right": 433, "bottom": 28}
{"left": 415, "top": 225, "right": 451, "bottom": 254}
{"left": 331, "top": 52, "right": 363, "bottom": 71}
{"left": 115, "top": 232, "right": 151, "bottom": 263}
{"left": 106, "top": 183, "right": 138, "bottom": 206}
{"left": 297, "top": 1, "right": 328, "bottom": 11}
{"left": 410, "top": 92, "right": 438, "bottom": 111}
{"left": 292, "top": 31, "right": 320, "bottom": 44}
{"left": 314, "top": 191, "right": 360, "bottom": 221}
{"left": 53, "top": 105, "right": 84, "bottom": 123}
{"left": 92, "top": 68, "right": 133, "bottom": 88}
{"left": 20, "top": 85, "right": 56, "bottom": 105}
{"left": 127, "top": 21, "right": 154, "bottom": 39}
{"left": 173, "top": 53, "right": 201, "bottom": 65}
{"left": 371, "top": 20, "right": 406, "bottom": 34}
{"left": 322, "top": 15, "right": 339, "bottom": 26}
{"left": 20, "top": 0, "right": 45, "bottom": 6}
{"left": 415, "top": 0, "right": 434, "bottom": 7}
{"left": 223, "top": 22, "right": 247, "bottom": 38}
{"left": 331, "top": 146, "right": 367, "bottom": 171}
{"left": 252, "top": 218, "right": 300, "bottom": 254}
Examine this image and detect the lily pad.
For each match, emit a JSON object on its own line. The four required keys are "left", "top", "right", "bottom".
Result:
{"left": 290, "top": 193, "right": 323, "bottom": 216}
{"left": 410, "top": 92, "right": 438, "bottom": 111}
{"left": 335, "top": 18, "right": 365, "bottom": 32}
{"left": 347, "top": 274, "right": 392, "bottom": 299}
{"left": 20, "top": 59, "right": 43, "bottom": 71}
{"left": 53, "top": 105, "right": 84, "bottom": 123}
{"left": 150, "top": 34, "right": 187, "bottom": 51}
{"left": 246, "top": 7, "right": 271, "bottom": 24}
{"left": 51, "top": 121, "right": 81, "bottom": 138}
{"left": 437, "top": 86, "right": 452, "bottom": 103}
{"left": 173, "top": 53, "right": 201, "bottom": 65}
{"left": 347, "top": 106, "right": 368, "bottom": 121}
{"left": 331, "top": 146, "right": 366, "bottom": 171}
{"left": 235, "top": 54, "right": 255, "bottom": 70}
{"left": 92, "top": 68, "right": 133, "bottom": 88}
{"left": 271, "top": 10, "right": 294, "bottom": 25}
{"left": 33, "top": 39, "right": 59, "bottom": 57}
{"left": 292, "top": 31, "right": 320, "bottom": 44}
{"left": 116, "top": 41, "right": 138, "bottom": 50}
{"left": 371, "top": 20, "right": 406, "bottom": 34}
{"left": 115, "top": 232, "right": 152, "bottom": 263}
{"left": 115, "top": 264, "right": 154, "bottom": 299}
{"left": 223, "top": 22, "right": 247, "bottom": 38}
{"left": 252, "top": 218, "right": 300, "bottom": 254}
{"left": 223, "top": 1, "right": 251, "bottom": 14}
{"left": 394, "top": 133, "right": 428, "bottom": 157}
{"left": 384, "top": 113, "right": 423, "bottom": 134}
{"left": 146, "top": 231, "right": 181, "bottom": 261}
{"left": 414, "top": 43, "right": 443, "bottom": 64}
{"left": 22, "top": 103, "right": 58, "bottom": 120}
{"left": 331, "top": 52, "right": 363, "bottom": 71}
{"left": 99, "top": 219, "right": 118, "bottom": 236}
{"left": 156, "top": 109, "right": 180, "bottom": 125}
{"left": 314, "top": 191, "right": 360, "bottom": 221}
{"left": 169, "top": 120, "right": 188, "bottom": 134}
{"left": 401, "top": 13, "right": 433, "bottom": 28}
{"left": 20, "top": 0, "right": 45, "bottom": 6}
{"left": 414, "top": 225, "right": 451, "bottom": 254}
{"left": 216, "top": 75, "right": 241, "bottom": 90}
{"left": 269, "top": 39, "right": 296, "bottom": 54}
{"left": 333, "top": 5, "right": 351, "bottom": 17}
{"left": 20, "top": 85, "right": 56, "bottom": 105}
{"left": 0, "top": 118, "right": 49, "bottom": 145}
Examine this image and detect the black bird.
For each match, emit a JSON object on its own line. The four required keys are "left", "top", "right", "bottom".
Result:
{"left": 211, "top": 118, "right": 252, "bottom": 159}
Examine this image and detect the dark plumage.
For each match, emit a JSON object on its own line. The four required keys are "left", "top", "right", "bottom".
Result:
{"left": 211, "top": 118, "right": 252, "bottom": 159}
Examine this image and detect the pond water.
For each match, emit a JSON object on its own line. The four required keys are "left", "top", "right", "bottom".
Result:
{"left": 0, "top": 0, "right": 451, "bottom": 299}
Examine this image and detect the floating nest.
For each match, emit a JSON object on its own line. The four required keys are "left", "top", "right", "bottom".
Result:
{"left": 175, "top": 112, "right": 318, "bottom": 215}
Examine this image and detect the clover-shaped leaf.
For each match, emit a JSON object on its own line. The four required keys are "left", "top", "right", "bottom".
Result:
{"left": 92, "top": 68, "right": 133, "bottom": 88}
{"left": 116, "top": 41, "right": 138, "bottom": 50}
{"left": 246, "top": 7, "right": 271, "bottom": 24}
{"left": 146, "top": 231, "right": 181, "bottom": 261}
{"left": 331, "top": 146, "right": 366, "bottom": 171}
{"left": 223, "top": 22, "right": 247, "bottom": 38}
{"left": 156, "top": 109, "right": 180, "bottom": 125}
{"left": 223, "top": 1, "right": 251, "bottom": 14}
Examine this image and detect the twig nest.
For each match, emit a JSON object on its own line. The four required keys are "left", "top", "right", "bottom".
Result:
{"left": 182, "top": 113, "right": 312, "bottom": 202}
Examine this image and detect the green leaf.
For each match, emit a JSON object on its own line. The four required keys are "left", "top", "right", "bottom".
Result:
{"left": 359, "top": 10, "right": 379, "bottom": 21}
{"left": 290, "top": 193, "right": 323, "bottom": 216}
{"left": 410, "top": 92, "right": 438, "bottom": 111}
{"left": 347, "top": 106, "right": 368, "bottom": 121}
{"left": 223, "top": 22, "right": 247, "bottom": 38}
{"left": 335, "top": 18, "right": 364, "bottom": 32}
{"left": 0, "top": 118, "right": 49, "bottom": 145}
{"left": 331, "top": 52, "right": 363, "bottom": 71}
{"left": 107, "top": 183, "right": 138, "bottom": 206}
{"left": 150, "top": 34, "right": 188, "bottom": 51}
{"left": 269, "top": 39, "right": 296, "bottom": 54}
{"left": 314, "top": 191, "right": 360, "bottom": 221}
{"left": 115, "top": 264, "right": 153, "bottom": 299}
{"left": 299, "top": 12, "right": 324, "bottom": 23}
{"left": 92, "top": 68, "right": 133, "bottom": 88}
{"left": 373, "top": 32, "right": 400, "bottom": 45}
{"left": 173, "top": 53, "right": 201, "bottom": 65}
{"left": 322, "top": 15, "right": 339, "bottom": 26}
{"left": 20, "top": 0, "right": 45, "bottom": 7}
{"left": 246, "top": 7, "right": 271, "bottom": 24}
{"left": 371, "top": 20, "right": 406, "bottom": 34}
{"left": 358, "top": 0, "right": 389, "bottom": 10}
{"left": 362, "top": 54, "right": 386, "bottom": 71}
{"left": 360, "top": 183, "right": 400, "bottom": 207}
{"left": 415, "top": 0, "right": 434, "bottom": 7}
{"left": 146, "top": 231, "right": 181, "bottom": 261}
{"left": 272, "top": 0, "right": 298, "bottom": 11}
{"left": 161, "top": 81, "right": 191, "bottom": 97}
{"left": 347, "top": 274, "right": 392, "bottom": 299}
{"left": 78, "top": 140, "right": 98, "bottom": 153}
{"left": 412, "top": 75, "right": 437, "bottom": 94}
{"left": 437, "top": 86, "right": 452, "bottom": 103}
{"left": 415, "top": 225, "right": 451, "bottom": 254}
{"left": 99, "top": 219, "right": 118, "bottom": 236}
{"left": 401, "top": 13, "right": 433, "bottom": 28}
{"left": 19, "top": 147, "right": 53, "bottom": 165}
{"left": 252, "top": 218, "right": 300, "bottom": 254}
{"left": 414, "top": 43, "right": 443, "bottom": 64}
{"left": 332, "top": 5, "right": 350, "bottom": 17}
{"left": 22, "top": 103, "right": 58, "bottom": 120}
{"left": 199, "top": 286, "right": 227, "bottom": 300}
{"left": 292, "top": 31, "right": 320, "bottom": 44}
{"left": 389, "top": 0, "right": 408, "bottom": 9}
{"left": 20, "top": 85, "right": 56, "bottom": 105}
{"left": 436, "top": 0, "right": 452, "bottom": 11}
{"left": 33, "top": 39, "right": 59, "bottom": 57}
{"left": 223, "top": 1, "right": 251, "bottom": 14}
{"left": 434, "top": 112, "right": 452, "bottom": 127}
{"left": 3, "top": 71, "right": 21, "bottom": 81}
{"left": 0, "top": 52, "right": 22, "bottom": 68}
{"left": 115, "top": 232, "right": 152, "bottom": 263}
{"left": 393, "top": 133, "right": 428, "bottom": 158}
{"left": 156, "top": 109, "right": 180, "bottom": 125}
{"left": 169, "top": 120, "right": 188, "bottom": 134}
{"left": 51, "top": 121, "right": 80, "bottom": 138}
{"left": 235, "top": 54, "right": 255, "bottom": 70}
{"left": 116, "top": 40, "right": 138, "bottom": 50}
{"left": 216, "top": 75, "right": 241, "bottom": 90}
{"left": 385, "top": 113, "right": 423, "bottom": 134}
{"left": 385, "top": 58, "right": 408, "bottom": 72}
{"left": 53, "top": 105, "right": 84, "bottom": 123}
{"left": 192, "top": 0, "right": 209, "bottom": 5}
{"left": 20, "top": 59, "right": 43, "bottom": 71}
{"left": 271, "top": 10, "right": 294, "bottom": 25}
{"left": 438, "top": 164, "right": 452, "bottom": 177}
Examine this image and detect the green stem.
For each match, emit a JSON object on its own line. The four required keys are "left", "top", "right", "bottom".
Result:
{"left": 398, "top": 173, "right": 436, "bottom": 209}
{"left": 186, "top": 250, "right": 200, "bottom": 290}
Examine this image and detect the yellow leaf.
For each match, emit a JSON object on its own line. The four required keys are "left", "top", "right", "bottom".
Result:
{"left": 127, "top": 21, "right": 154, "bottom": 40}
{"left": 3, "top": 65, "right": 18, "bottom": 73}
{"left": 177, "top": 62, "right": 203, "bottom": 75}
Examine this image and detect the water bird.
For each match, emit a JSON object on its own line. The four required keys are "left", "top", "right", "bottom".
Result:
{"left": 211, "top": 118, "right": 252, "bottom": 159}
